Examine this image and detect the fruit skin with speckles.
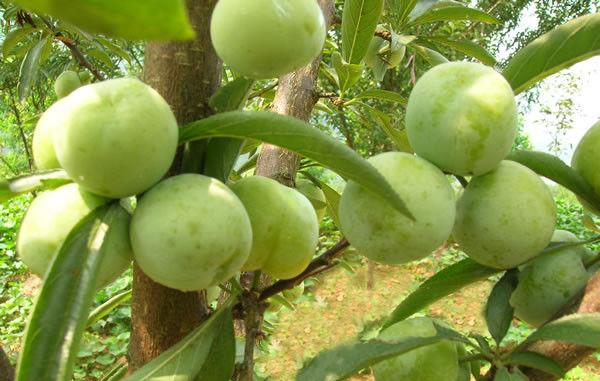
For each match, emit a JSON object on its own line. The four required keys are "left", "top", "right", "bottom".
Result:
{"left": 339, "top": 152, "right": 456, "bottom": 264}
{"left": 17, "top": 183, "right": 132, "bottom": 289}
{"left": 372, "top": 317, "right": 459, "bottom": 381}
{"left": 210, "top": 0, "right": 326, "bottom": 79}
{"left": 231, "top": 176, "right": 319, "bottom": 280}
{"left": 572, "top": 121, "right": 600, "bottom": 215}
{"left": 454, "top": 160, "right": 556, "bottom": 269}
{"left": 130, "top": 174, "right": 253, "bottom": 291}
{"left": 295, "top": 178, "right": 327, "bottom": 223}
{"left": 52, "top": 78, "right": 179, "bottom": 198}
{"left": 54, "top": 70, "right": 82, "bottom": 99}
{"left": 406, "top": 62, "right": 518, "bottom": 176}
{"left": 510, "top": 229, "right": 589, "bottom": 327}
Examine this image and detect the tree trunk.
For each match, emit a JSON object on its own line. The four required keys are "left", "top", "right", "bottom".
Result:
{"left": 0, "top": 347, "right": 13, "bottom": 381}
{"left": 128, "top": 0, "right": 222, "bottom": 370}
{"left": 254, "top": 0, "right": 335, "bottom": 185}
{"left": 523, "top": 271, "right": 600, "bottom": 381}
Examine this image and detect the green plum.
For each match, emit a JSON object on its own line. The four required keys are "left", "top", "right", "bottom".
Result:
{"left": 373, "top": 317, "right": 459, "bottom": 381}
{"left": 295, "top": 178, "right": 327, "bottom": 223}
{"left": 32, "top": 101, "right": 64, "bottom": 169}
{"left": 78, "top": 71, "right": 92, "bottom": 84}
{"left": 510, "top": 230, "right": 589, "bottom": 327}
{"left": 52, "top": 78, "right": 178, "bottom": 198}
{"left": 210, "top": 0, "right": 326, "bottom": 79}
{"left": 572, "top": 121, "right": 600, "bottom": 215}
{"left": 130, "top": 174, "right": 252, "bottom": 291}
{"left": 230, "top": 176, "right": 319, "bottom": 280}
{"left": 454, "top": 161, "right": 556, "bottom": 269}
{"left": 406, "top": 62, "right": 517, "bottom": 176}
{"left": 54, "top": 70, "right": 82, "bottom": 99}
{"left": 339, "top": 152, "right": 456, "bottom": 264}
{"left": 17, "top": 183, "right": 132, "bottom": 288}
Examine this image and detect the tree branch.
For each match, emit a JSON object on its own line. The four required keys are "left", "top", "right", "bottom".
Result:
{"left": 0, "top": 346, "right": 14, "bottom": 381}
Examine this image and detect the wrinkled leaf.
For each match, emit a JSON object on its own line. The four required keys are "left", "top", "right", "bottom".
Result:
{"left": 342, "top": 0, "right": 385, "bottom": 64}
{"left": 485, "top": 270, "right": 518, "bottom": 345}
{"left": 179, "top": 111, "right": 413, "bottom": 219}
{"left": 503, "top": 13, "right": 600, "bottom": 95}
{"left": 0, "top": 170, "right": 70, "bottom": 204}
{"left": 525, "top": 313, "right": 600, "bottom": 347}
{"left": 505, "top": 351, "right": 564, "bottom": 377}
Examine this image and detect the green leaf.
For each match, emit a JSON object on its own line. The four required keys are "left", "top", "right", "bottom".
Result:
{"left": 12, "top": 0, "right": 195, "bottom": 40}
{"left": 507, "top": 150, "right": 600, "bottom": 213}
{"left": 503, "top": 13, "right": 600, "bottom": 95}
{"left": 485, "top": 270, "right": 518, "bottom": 345}
{"left": 525, "top": 313, "right": 600, "bottom": 348}
{"left": 124, "top": 305, "right": 233, "bottom": 380}
{"left": 2, "top": 26, "right": 37, "bottom": 58}
{"left": 0, "top": 170, "right": 70, "bottom": 204}
{"left": 320, "top": 181, "right": 342, "bottom": 228}
{"left": 426, "top": 36, "right": 497, "bottom": 65}
{"left": 332, "top": 52, "right": 363, "bottom": 92}
{"left": 358, "top": 104, "right": 412, "bottom": 152}
{"left": 411, "top": 43, "right": 450, "bottom": 65}
{"left": 86, "top": 47, "right": 114, "bottom": 68}
{"left": 350, "top": 89, "right": 407, "bottom": 105}
{"left": 271, "top": 294, "right": 296, "bottom": 311}
{"left": 296, "top": 327, "right": 458, "bottom": 381}
{"left": 179, "top": 111, "right": 413, "bottom": 219}
{"left": 18, "top": 37, "right": 46, "bottom": 102}
{"left": 494, "top": 367, "right": 528, "bottom": 381}
{"left": 209, "top": 78, "right": 255, "bottom": 114}
{"left": 505, "top": 351, "right": 565, "bottom": 377}
{"left": 100, "top": 363, "right": 127, "bottom": 381}
{"left": 387, "top": 0, "right": 418, "bottom": 26}
{"left": 342, "top": 0, "right": 385, "bottom": 64}
{"left": 383, "top": 258, "right": 499, "bottom": 328}
{"left": 194, "top": 308, "right": 235, "bottom": 381}
{"left": 16, "top": 204, "right": 123, "bottom": 381}
{"left": 87, "top": 289, "right": 132, "bottom": 327}
{"left": 409, "top": 6, "right": 500, "bottom": 26}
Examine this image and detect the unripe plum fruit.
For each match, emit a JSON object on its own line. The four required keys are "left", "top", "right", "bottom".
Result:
{"left": 406, "top": 62, "right": 518, "bottom": 176}
{"left": 210, "top": 0, "right": 326, "bottom": 79}
{"left": 32, "top": 101, "right": 64, "bottom": 170}
{"left": 54, "top": 70, "right": 82, "bottom": 99}
{"left": 454, "top": 161, "right": 556, "bottom": 269}
{"left": 52, "top": 78, "right": 178, "bottom": 198}
{"left": 572, "top": 121, "right": 600, "bottom": 215}
{"left": 17, "top": 183, "right": 132, "bottom": 288}
{"left": 130, "top": 174, "right": 252, "bottom": 291}
{"left": 373, "top": 317, "right": 459, "bottom": 381}
{"left": 339, "top": 152, "right": 456, "bottom": 264}
{"left": 230, "top": 176, "right": 319, "bottom": 279}
{"left": 295, "top": 178, "right": 327, "bottom": 223}
{"left": 510, "top": 230, "right": 589, "bottom": 327}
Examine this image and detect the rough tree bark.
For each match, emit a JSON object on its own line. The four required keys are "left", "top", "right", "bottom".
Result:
{"left": 128, "top": 0, "right": 222, "bottom": 370}
{"left": 524, "top": 271, "right": 600, "bottom": 381}
{"left": 0, "top": 347, "right": 14, "bottom": 381}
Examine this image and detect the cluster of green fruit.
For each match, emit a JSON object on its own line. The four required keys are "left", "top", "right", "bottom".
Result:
{"left": 20, "top": 76, "right": 328, "bottom": 292}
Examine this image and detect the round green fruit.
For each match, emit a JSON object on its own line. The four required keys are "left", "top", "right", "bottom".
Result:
{"left": 210, "top": 0, "right": 326, "bottom": 79}
{"left": 32, "top": 102, "right": 63, "bottom": 169}
{"left": 406, "top": 62, "right": 517, "bottom": 176}
{"left": 295, "top": 179, "right": 327, "bottom": 223}
{"left": 78, "top": 71, "right": 92, "bottom": 84}
{"left": 131, "top": 174, "right": 252, "bottom": 291}
{"left": 52, "top": 78, "right": 178, "bottom": 198}
{"left": 572, "top": 121, "right": 600, "bottom": 215}
{"left": 230, "top": 176, "right": 319, "bottom": 279}
{"left": 339, "top": 152, "right": 456, "bottom": 264}
{"left": 510, "top": 232, "right": 588, "bottom": 327}
{"left": 373, "top": 317, "right": 459, "bottom": 381}
{"left": 17, "top": 183, "right": 132, "bottom": 288}
{"left": 54, "top": 70, "right": 82, "bottom": 99}
{"left": 454, "top": 161, "right": 556, "bottom": 269}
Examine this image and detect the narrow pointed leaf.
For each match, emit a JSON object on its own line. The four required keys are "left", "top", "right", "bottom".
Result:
{"left": 351, "top": 89, "right": 407, "bottom": 105}
{"left": 12, "top": 0, "right": 194, "bottom": 40}
{"left": 87, "top": 289, "right": 132, "bottom": 327}
{"left": 18, "top": 38, "right": 46, "bottom": 102}
{"left": 507, "top": 150, "right": 600, "bottom": 213}
{"left": 124, "top": 305, "right": 232, "bottom": 380}
{"left": 194, "top": 309, "right": 235, "bottom": 381}
{"left": 411, "top": 43, "right": 449, "bottom": 65}
{"left": 505, "top": 351, "right": 565, "bottom": 377}
{"left": 503, "top": 13, "right": 600, "bottom": 95}
{"left": 16, "top": 204, "right": 123, "bottom": 381}
{"left": 0, "top": 170, "right": 70, "bottom": 204}
{"left": 525, "top": 313, "right": 600, "bottom": 347}
{"left": 426, "top": 36, "right": 497, "bottom": 65}
{"left": 409, "top": 6, "right": 500, "bottom": 26}
{"left": 2, "top": 26, "right": 37, "bottom": 58}
{"left": 179, "top": 111, "right": 413, "bottom": 219}
{"left": 342, "top": 0, "right": 385, "bottom": 64}
{"left": 320, "top": 181, "right": 342, "bottom": 228}
{"left": 383, "top": 258, "right": 499, "bottom": 328}
{"left": 332, "top": 52, "right": 363, "bottom": 92}
{"left": 485, "top": 270, "right": 518, "bottom": 345}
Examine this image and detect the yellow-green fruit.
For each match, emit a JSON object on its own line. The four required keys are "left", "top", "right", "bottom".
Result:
{"left": 230, "top": 176, "right": 319, "bottom": 279}
{"left": 406, "top": 62, "right": 518, "bottom": 176}
{"left": 210, "top": 0, "right": 326, "bottom": 79}
{"left": 510, "top": 232, "right": 588, "bottom": 327}
{"left": 17, "top": 183, "right": 132, "bottom": 288}
{"left": 339, "top": 152, "right": 456, "bottom": 264}
{"left": 296, "top": 179, "right": 327, "bottom": 223}
{"left": 131, "top": 174, "right": 252, "bottom": 291}
{"left": 78, "top": 71, "right": 92, "bottom": 84}
{"left": 32, "top": 102, "right": 63, "bottom": 169}
{"left": 373, "top": 317, "right": 459, "bottom": 381}
{"left": 454, "top": 161, "right": 556, "bottom": 269}
{"left": 572, "top": 121, "right": 600, "bottom": 215}
{"left": 52, "top": 78, "right": 178, "bottom": 198}
{"left": 54, "top": 70, "right": 82, "bottom": 99}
